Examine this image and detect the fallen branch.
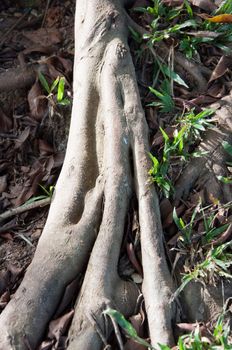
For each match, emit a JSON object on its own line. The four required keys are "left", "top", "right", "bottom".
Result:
{"left": 0, "top": 197, "right": 51, "bottom": 224}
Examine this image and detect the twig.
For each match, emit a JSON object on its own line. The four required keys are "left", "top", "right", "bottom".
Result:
{"left": 0, "top": 198, "right": 51, "bottom": 223}
{"left": 41, "top": 0, "right": 51, "bottom": 28}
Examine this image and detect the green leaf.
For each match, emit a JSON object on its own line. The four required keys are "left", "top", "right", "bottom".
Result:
{"left": 162, "top": 65, "right": 189, "bottom": 88}
{"left": 222, "top": 141, "right": 232, "bottom": 157}
{"left": 58, "top": 98, "right": 71, "bottom": 106}
{"left": 149, "top": 152, "right": 160, "bottom": 174}
{"left": 184, "top": 0, "right": 193, "bottom": 18}
{"left": 217, "top": 175, "right": 232, "bottom": 184}
{"left": 103, "top": 308, "right": 155, "bottom": 349}
{"left": 50, "top": 76, "right": 60, "bottom": 93}
{"left": 23, "top": 195, "right": 48, "bottom": 206}
{"left": 159, "top": 127, "right": 170, "bottom": 144}
{"left": 38, "top": 72, "right": 50, "bottom": 94}
{"left": 158, "top": 344, "right": 172, "bottom": 350}
{"left": 57, "top": 77, "right": 65, "bottom": 102}
{"left": 173, "top": 208, "right": 186, "bottom": 230}
{"left": 204, "top": 224, "right": 229, "bottom": 243}
{"left": 168, "top": 19, "right": 197, "bottom": 33}
{"left": 128, "top": 26, "right": 142, "bottom": 43}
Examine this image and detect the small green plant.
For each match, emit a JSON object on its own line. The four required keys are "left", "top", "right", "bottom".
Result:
{"left": 103, "top": 308, "right": 155, "bottom": 349}
{"left": 148, "top": 86, "right": 175, "bottom": 113}
{"left": 23, "top": 185, "right": 54, "bottom": 206}
{"left": 173, "top": 201, "right": 229, "bottom": 247}
{"left": 134, "top": 0, "right": 232, "bottom": 59}
{"left": 172, "top": 241, "right": 232, "bottom": 300}
{"left": 38, "top": 72, "right": 70, "bottom": 106}
{"left": 149, "top": 151, "right": 173, "bottom": 198}
{"left": 149, "top": 109, "right": 214, "bottom": 197}
{"left": 217, "top": 141, "right": 232, "bottom": 184}
{"left": 104, "top": 308, "right": 232, "bottom": 350}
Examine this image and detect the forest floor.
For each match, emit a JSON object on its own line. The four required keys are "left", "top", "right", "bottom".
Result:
{"left": 0, "top": 0, "right": 232, "bottom": 349}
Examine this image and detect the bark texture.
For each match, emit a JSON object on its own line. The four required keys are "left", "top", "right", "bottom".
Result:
{"left": 0, "top": 0, "right": 175, "bottom": 349}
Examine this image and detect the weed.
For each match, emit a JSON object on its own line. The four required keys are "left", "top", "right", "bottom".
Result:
{"left": 38, "top": 72, "right": 70, "bottom": 107}
{"left": 103, "top": 308, "right": 231, "bottom": 349}
{"left": 103, "top": 308, "right": 154, "bottom": 349}
{"left": 23, "top": 185, "right": 54, "bottom": 206}
{"left": 148, "top": 86, "right": 175, "bottom": 113}
{"left": 173, "top": 201, "right": 230, "bottom": 247}
{"left": 149, "top": 109, "right": 214, "bottom": 197}
{"left": 134, "top": 0, "right": 232, "bottom": 59}
{"left": 172, "top": 240, "right": 232, "bottom": 300}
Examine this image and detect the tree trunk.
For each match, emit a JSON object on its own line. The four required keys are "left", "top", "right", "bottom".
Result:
{"left": 0, "top": 1, "right": 175, "bottom": 348}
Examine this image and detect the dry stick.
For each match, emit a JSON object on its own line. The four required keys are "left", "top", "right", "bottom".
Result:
{"left": 0, "top": 198, "right": 51, "bottom": 224}
{"left": 41, "top": 0, "right": 52, "bottom": 28}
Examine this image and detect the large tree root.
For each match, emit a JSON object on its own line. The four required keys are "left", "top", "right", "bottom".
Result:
{"left": 0, "top": 1, "right": 175, "bottom": 349}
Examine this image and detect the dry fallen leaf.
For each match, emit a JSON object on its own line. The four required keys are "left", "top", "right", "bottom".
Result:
{"left": 207, "top": 14, "right": 232, "bottom": 23}
{"left": 189, "top": 0, "right": 216, "bottom": 12}
{"left": 28, "top": 81, "right": 47, "bottom": 121}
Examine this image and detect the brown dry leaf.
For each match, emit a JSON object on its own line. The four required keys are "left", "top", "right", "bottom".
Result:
{"left": 38, "top": 139, "right": 54, "bottom": 155}
{"left": 0, "top": 290, "right": 10, "bottom": 308}
{"left": 0, "top": 233, "right": 14, "bottom": 241}
{"left": 0, "top": 175, "right": 8, "bottom": 193}
{"left": 22, "top": 28, "right": 62, "bottom": 46}
{"left": 207, "top": 83, "right": 225, "bottom": 98}
{"left": 207, "top": 14, "right": 232, "bottom": 23}
{"left": 160, "top": 198, "right": 173, "bottom": 224}
{"left": 209, "top": 56, "right": 231, "bottom": 83}
{"left": 0, "top": 107, "right": 12, "bottom": 132}
{"left": 162, "top": 0, "right": 184, "bottom": 6}
{"left": 0, "top": 270, "right": 10, "bottom": 296}
{"left": 45, "top": 56, "right": 73, "bottom": 81}
{"left": 124, "top": 313, "right": 146, "bottom": 350}
{"left": 127, "top": 243, "right": 143, "bottom": 276}
{"left": 189, "top": 0, "right": 216, "bottom": 12}
{"left": 48, "top": 310, "right": 74, "bottom": 343}
{"left": 12, "top": 165, "right": 45, "bottom": 207}
{"left": 28, "top": 81, "right": 47, "bottom": 121}
{"left": 44, "top": 7, "right": 63, "bottom": 28}
{"left": 177, "top": 322, "right": 209, "bottom": 336}
{"left": 14, "top": 127, "right": 31, "bottom": 149}
{"left": 38, "top": 340, "right": 54, "bottom": 350}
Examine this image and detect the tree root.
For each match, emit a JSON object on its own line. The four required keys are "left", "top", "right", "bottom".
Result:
{"left": 0, "top": 0, "right": 175, "bottom": 349}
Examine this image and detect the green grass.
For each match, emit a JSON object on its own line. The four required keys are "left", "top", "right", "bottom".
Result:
{"left": 149, "top": 109, "right": 214, "bottom": 197}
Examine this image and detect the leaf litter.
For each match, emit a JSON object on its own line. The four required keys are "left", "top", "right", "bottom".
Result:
{"left": 1, "top": 0, "right": 232, "bottom": 348}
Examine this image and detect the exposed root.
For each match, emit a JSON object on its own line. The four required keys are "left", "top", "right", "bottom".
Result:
{"left": 0, "top": 64, "right": 37, "bottom": 92}
{"left": 0, "top": 0, "right": 175, "bottom": 349}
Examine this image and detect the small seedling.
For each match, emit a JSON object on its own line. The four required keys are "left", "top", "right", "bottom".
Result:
{"left": 149, "top": 109, "right": 214, "bottom": 197}
{"left": 173, "top": 201, "right": 229, "bottom": 247}
{"left": 23, "top": 185, "right": 54, "bottom": 206}
{"left": 103, "top": 308, "right": 155, "bottom": 349}
{"left": 172, "top": 241, "right": 232, "bottom": 300}
{"left": 38, "top": 72, "right": 70, "bottom": 106}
